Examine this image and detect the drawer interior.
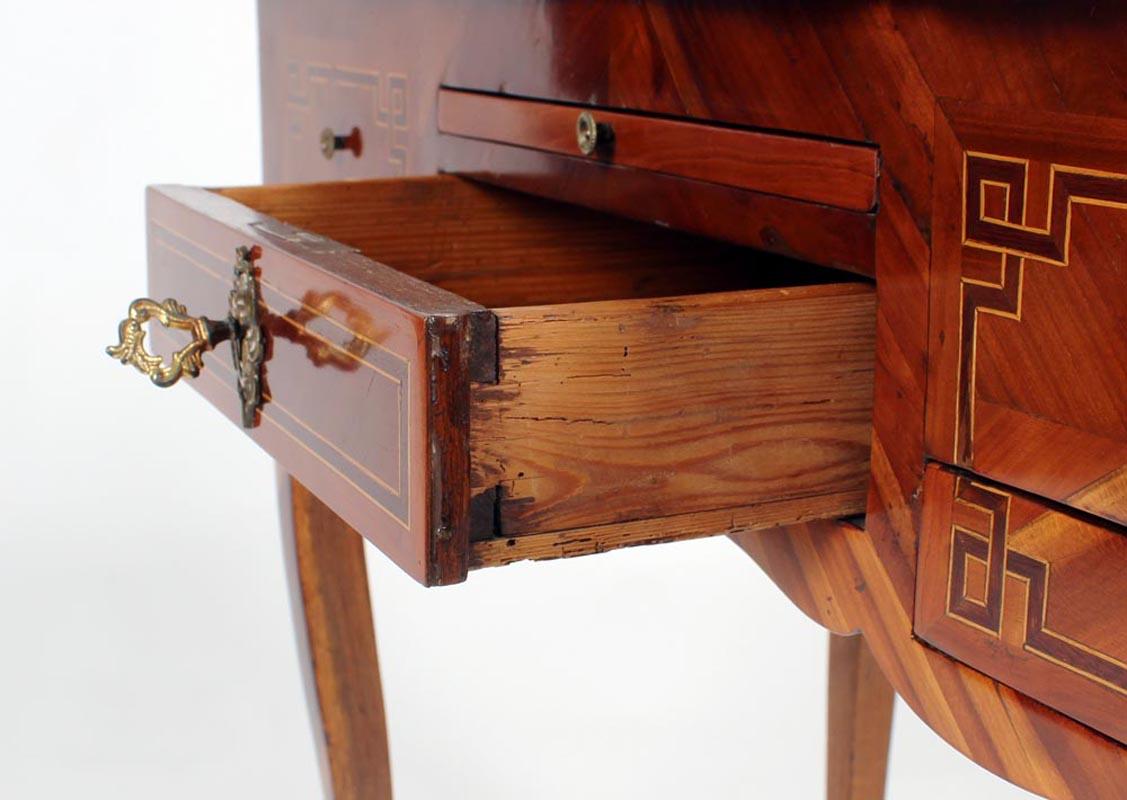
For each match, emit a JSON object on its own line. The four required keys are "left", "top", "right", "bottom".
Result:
{"left": 203, "top": 175, "right": 875, "bottom": 574}
{"left": 217, "top": 177, "right": 859, "bottom": 309}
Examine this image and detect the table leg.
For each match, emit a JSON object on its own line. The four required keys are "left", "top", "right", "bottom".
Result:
{"left": 827, "top": 632, "right": 894, "bottom": 800}
{"left": 277, "top": 467, "right": 393, "bottom": 800}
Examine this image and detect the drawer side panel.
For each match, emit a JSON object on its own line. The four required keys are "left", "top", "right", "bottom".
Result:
{"left": 471, "top": 283, "right": 875, "bottom": 537}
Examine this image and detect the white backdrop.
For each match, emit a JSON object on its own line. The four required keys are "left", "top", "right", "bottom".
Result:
{"left": 0, "top": 2, "right": 1035, "bottom": 797}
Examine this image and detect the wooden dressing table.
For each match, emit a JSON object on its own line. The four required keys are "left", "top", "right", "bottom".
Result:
{"left": 108, "top": 2, "right": 1127, "bottom": 797}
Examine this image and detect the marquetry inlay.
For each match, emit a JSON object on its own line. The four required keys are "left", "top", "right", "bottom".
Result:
{"left": 149, "top": 220, "right": 413, "bottom": 528}
{"left": 286, "top": 60, "right": 409, "bottom": 174}
{"left": 954, "top": 153, "right": 1127, "bottom": 464}
{"left": 946, "top": 477, "right": 1127, "bottom": 695}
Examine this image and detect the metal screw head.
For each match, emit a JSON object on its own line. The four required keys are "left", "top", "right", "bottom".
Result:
{"left": 319, "top": 128, "right": 337, "bottom": 160}
{"left": 576, "top": 111, "right": 598, "bottom": 155}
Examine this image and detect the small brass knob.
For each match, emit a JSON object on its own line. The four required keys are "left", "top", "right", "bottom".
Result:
{"left": 576, "top": 111, "right": 612, "bottom": 156}
{"left": 320, "top": 126, "right": 363, "bottom": 160}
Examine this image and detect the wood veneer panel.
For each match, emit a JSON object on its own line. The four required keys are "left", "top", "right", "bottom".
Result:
{"left": 926, "top": 103, "right": 1127, "bottom": 529}
{"left": 736, "top": 519, "right": 1127, "bottom": 800}
{"left": 147, "top": 182, "right": 487, "bottom": 585}
{"left": 437, "top": 89, "right": 879, "bottom": 211}
{"left": 916, "top": 464, "right": 1127, "bottom": 746}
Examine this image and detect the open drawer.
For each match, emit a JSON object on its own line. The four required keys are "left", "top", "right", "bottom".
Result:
{"left": 136, "top": 175, "right": 875, "bottom": 585}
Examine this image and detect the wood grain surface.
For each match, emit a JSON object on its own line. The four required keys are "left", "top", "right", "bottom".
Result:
{"left": 253, "top": 1, "right": 1127, "bottom": 792}
{"left": 925, "top": 104, "right": 1127, "bottom": 529}
{"left": 827, "top": 634, "right": 894, "bottom": 800}
{"left": 147, "top": 181, "right": 487, "bottom": 585}
{"left": 471, "top": 284, "right": 876, "bottom": 537}
{"left": 439, "top": 136, "right": 878, "bottom": 278}
{"left": 221, "top": 176, "right": 857, "bottom": 307}
{"left": 735, "top": 521, "right": 1127, "bottom": 800}
{"left": 278, "top": 470, "right": 393, "bottom": 800}
{"left": 916, "top": 465, "right": 1127, "bottom": 746}
{"left": 470, "top": 491, "right": 862, "bottom": 570}
{"left": 437, "top": 88, "right": 879, "bottom": 211}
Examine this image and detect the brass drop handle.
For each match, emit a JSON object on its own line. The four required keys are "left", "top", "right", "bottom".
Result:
{"left": 107, "top": 245, "right": 266, "bottom": 427}
{"left": 576, "top": 111, "right": 613, "bottom": 156}
{"left": 106, "top": 298, "right": 232, "bottom": 387}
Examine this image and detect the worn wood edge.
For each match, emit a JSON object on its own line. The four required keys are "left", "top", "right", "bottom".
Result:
{"left": 426, "top": 315, "right": 473, "bottom": 586}
{"left": 468, "top": 490, "right": 865, "bottom": 569}
{"left": 489, "top": 278, "right": 876, "bottom": 318}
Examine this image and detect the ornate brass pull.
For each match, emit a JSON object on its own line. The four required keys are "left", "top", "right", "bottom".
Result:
{"left": 107, "top": 245, "right": 265, "bottom": 427}
{"left": 106, "top": 298, "right": 231, "bottom": 387}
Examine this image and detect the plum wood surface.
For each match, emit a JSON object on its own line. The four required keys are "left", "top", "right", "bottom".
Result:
{"left": 437, "top": 88, "right": 879, "bottom": 211}
{"left": 916, "top": 465, "right": 1127, "bottom": 746}
{"left": 827, "top": 633, "right": 894, "bottom": 800}
{"left": 254, "top": 0, "right": 1127, "bottom": 795}
{"left": 925, "top": 104, "right": 1127, "bottom": 530}
{"left": 278, "top": 469, "right": 393, "bottom": 800}
{"left": 147, "top": 181, "right": 488, "bottom": 586}
{"left": 736, "top": 522, "right": 1127, "bottom": 800}
{"left": 158, "top": 176, "right": 873, "bottom": 583}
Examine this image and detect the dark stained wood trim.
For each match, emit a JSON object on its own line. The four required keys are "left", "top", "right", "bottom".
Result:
{"left": 426, "top": 315, "right": 473, "bottom": 585}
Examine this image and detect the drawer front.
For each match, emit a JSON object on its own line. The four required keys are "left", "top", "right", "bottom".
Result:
{"left": 916, "top": 464, "right": 1127, "bottom": 744}
{"left": 926, "top": 102, "right": 1127, "bottom": 528}
{"left": 146, "top": 182, "right": 491, "bottom": 586}
{"left": 437, "top": 89, "right": 879, "bottom": 212}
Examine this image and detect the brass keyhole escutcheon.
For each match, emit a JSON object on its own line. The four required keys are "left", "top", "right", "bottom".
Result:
{"left": 107, "top": 245, "right": 266, "bottom": 428}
